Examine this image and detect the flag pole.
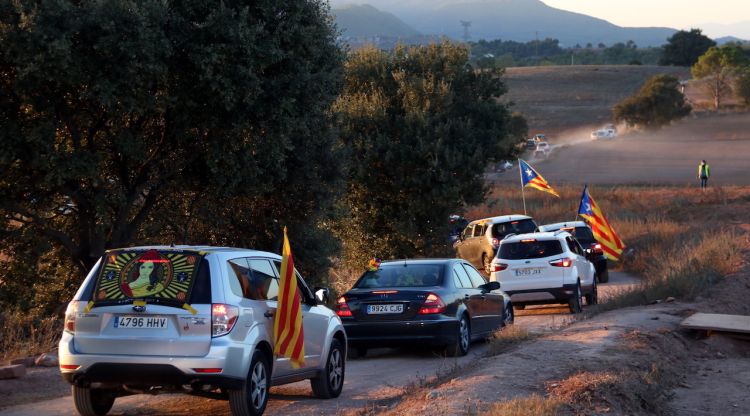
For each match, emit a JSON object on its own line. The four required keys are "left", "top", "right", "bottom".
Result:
{"left": 518, "top": 159, "right": 527, "bottom": 215}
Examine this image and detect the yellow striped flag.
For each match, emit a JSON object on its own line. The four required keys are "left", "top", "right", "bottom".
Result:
{"left": 578, "top": 186, "right": 625, "bottom": 261}
{"left": 273, "top": 227, "right": 305, "bottom": 368}
{"left": 519, "top": 159, "right": 560, "bottom": 197}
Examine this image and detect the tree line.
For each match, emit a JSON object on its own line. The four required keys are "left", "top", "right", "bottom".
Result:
{"left": 0, "top": 0, "right": 526, "bottom": 314}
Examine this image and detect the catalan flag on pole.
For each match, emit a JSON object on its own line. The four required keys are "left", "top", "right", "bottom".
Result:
{"left": 519, "top": 159, "right": 560, "bottom": 197}
{"left": 273, "top": 227, "right": 305, "bottom": 368}
{"left": 578, "top": 186, "right": 625, "bottom": 261}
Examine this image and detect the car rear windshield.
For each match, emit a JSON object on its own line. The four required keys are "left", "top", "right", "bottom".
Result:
{"left": 498, "top": 240, "right": 563, "bottom": 260}
{"left": 354, "top": 264, "right": 444, "bottom": 288}
{"left": 573, "top": 226, "right": 595, "bottom": 243}
{"left": 90, "top": 249, "right": 207, "bottom": 307}
{"left": 492, "top": 219, "right": 537, "bottom": 239}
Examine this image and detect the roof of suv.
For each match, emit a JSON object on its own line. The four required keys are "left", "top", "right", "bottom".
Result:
{"left": 468, "top": 214, "right": 532, "bottom": 226}
{"left": 537, "top": 221, "right": 588, "bottom": 232}
{"left": 502, "top": 231, "right": 571, "bottom": 244}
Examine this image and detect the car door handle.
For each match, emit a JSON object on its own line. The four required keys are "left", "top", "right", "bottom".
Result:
{"left": 264, "top": 310, "right": 274, "bottom": 318}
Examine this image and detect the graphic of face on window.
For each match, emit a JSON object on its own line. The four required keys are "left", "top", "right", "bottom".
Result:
{"left": 120, "top": 249, "right": 167, "bottom": 298}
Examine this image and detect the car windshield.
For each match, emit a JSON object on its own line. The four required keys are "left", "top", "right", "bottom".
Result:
{"left": 354, "top": 264, "right": 444, "bottom": 288}
{"left": 492, "top": 219, "right": 537, "bottom": 239}
{"left": 498, "top": 240, "right": 563, "bottom": 260}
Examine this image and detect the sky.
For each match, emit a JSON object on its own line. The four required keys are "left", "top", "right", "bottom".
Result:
{"left": 541, "top": 0, "right": 749, "bottom": 34}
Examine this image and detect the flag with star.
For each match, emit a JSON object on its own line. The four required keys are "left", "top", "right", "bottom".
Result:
{"left": 519, "top": 159, "right": 560, "bottom": 197}
{"left": 578, "top": 186, "right": 625, "bottom": 261}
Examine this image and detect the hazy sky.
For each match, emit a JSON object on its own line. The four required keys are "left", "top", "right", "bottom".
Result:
{"left": 542, "top": 0, "right": 749, "bottom": 30}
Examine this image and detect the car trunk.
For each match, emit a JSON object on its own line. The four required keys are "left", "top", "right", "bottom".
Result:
{"left": 500, "top": 257, "right": 565, "bottom": 290}
{"left": 345, "top": 289, "right": 429, "bottom": 321}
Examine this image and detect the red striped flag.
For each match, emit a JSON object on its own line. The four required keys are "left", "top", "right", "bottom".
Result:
{"left": 273, "top": 227, "right": 305, "bottom": 368}
{"left": 578, "top": 186, "right": 625, "bottom": 261}
{"left": 519, "top": 159, "right": 560, "bottom": 198}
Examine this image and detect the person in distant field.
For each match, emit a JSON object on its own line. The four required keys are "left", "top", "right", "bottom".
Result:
{"left": 697, "top": 160, "right": 710, "bottom": 190}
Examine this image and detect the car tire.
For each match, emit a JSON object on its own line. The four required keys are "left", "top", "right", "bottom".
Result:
{"left": 502, "top": 303, "right": 514, "bottom": 327}
{"left": 229, "top": 349, "right": 270, "bottom": 416}
{"left": 482, "top": 253, "right": 492, "bottom": 276}
{"left": 446, "top": 315, "right": 471, "bottom": 357}
{"left": 568, "top": 281, "right": 583, "bottom": 314}
{"left": 311, "top": 338, "right": 345, "bottom": 399}
{"left": 585, "top": 279, "right": 598, "bottom": 306}
{"left": 598, "top": 268, "right": 609, "bottom": 283}
{"left": 72, "top": 386, "right": 115, "bottom": 416}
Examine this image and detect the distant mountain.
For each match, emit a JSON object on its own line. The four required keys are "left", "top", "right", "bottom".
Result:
{"left": 332, "top": 4, "right": 420, "bottom": 38}
{"left": 701, "top": 21, "right": 750, "bottom": 40}
{"left": 715, "top": 36, "right": 748, "bottom": 45}
{"left": 330, "top": 0, "right": 677, "bottom": 47}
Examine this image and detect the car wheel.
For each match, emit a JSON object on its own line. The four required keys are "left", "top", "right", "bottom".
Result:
{"left": 598, "top": 268, "right": 609, "bottom": 283}
{"left": 568, "top": 281, "right": 583, "bottom": 314}
{"left": 311, "top": 338, "right": 345, "bottom": 399}
{"left": 446, "top": 315, "right": 471, "bottom": 356}
{"left": 229, "top": 349, "right": 270, "bottom": 416}
{"left": 482, "top": 254, "right": 492, "bottom": 275}
{"left": 585, "top": 279, "right": 598, "bottom": 306}
{"left": 502, "top": 303, "right": 514, "bottom": 327}
{"left": 72, "top": 386, "right": 115, "bottom": 416}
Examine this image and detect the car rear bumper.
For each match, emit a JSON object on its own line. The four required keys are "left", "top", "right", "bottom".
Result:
{"left": 343, "top": 319, "right": 457, "bottom": 348}
{"left": 60, "top": 362, "right": 245, "bottom": 390}
{"left": 505, "top": 284, "right": 579, "bottom": 305}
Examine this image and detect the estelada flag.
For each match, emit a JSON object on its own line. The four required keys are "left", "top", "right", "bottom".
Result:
{"left": 519, "top": 159, "right": 560, "bottom": 197}
{"left": 578, "top": 186, "right": 625, "bottom": 261}
{"left": 273, "top": 227, "right": 305, "bottom": 368}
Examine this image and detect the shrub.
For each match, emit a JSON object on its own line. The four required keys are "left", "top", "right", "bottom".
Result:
{"left": 613, "top": 74, "right": 691, "bottom": 129}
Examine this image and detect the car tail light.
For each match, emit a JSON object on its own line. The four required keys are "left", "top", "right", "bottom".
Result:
{"left": 212, "top": 303, "right": 239, "bottom": 337}
{"left": 490, "top": 263, "right": 508, "bottom": 272}
{"left": 549, "top": 258, "right": 573, "bottom": 267}
{"left": 592, "top": 243, "right": 603, "bottom": 254}
{"left": 64, "top": 301, "right": 80, "bottom": 334}
{"left": 418, "top": 293, "right": 446, "bottom": 315}
{"left": 491, "top": 238, "right": 500, "bottom": 248}
{"left": 335, "top": 296, "right": 352, "bottom": 317}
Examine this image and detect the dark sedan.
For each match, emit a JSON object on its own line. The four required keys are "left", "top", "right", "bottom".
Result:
{"left": 336, "top": 259, "right": 513, "bottom": 358}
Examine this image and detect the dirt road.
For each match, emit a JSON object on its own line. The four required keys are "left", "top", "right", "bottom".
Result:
{"left": 0, "top": 272, "right": 638, "bottom": 416}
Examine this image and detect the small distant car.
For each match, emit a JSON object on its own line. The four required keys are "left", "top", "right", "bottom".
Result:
{"left": 534, "top": 141, "right": 550, "bottom": 158}
{"left": 454, "top": 215, "right": 538, "bottom": 275}
{"left": 526, "top": 139, "right": 537, "bottom": 150}
{"left": 337, "top": 259, "right": 513, "bottom": 358}
{"left": 494, "top": 160, "right": 513, "bottom": 172}
{"left": 591, "top": 128, "right": 616, "bottom": 140}
{"left": 489, "top": 231, "right": 597, "bottom": 313}
{"left": 537, "top": 221, "right": 608, "bottom": 283}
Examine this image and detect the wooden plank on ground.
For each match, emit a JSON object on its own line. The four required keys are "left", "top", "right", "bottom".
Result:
{"left": 680, "top": 313, "right": 750, "bottom": 334}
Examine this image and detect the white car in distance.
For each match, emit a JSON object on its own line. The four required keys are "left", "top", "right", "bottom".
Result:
{"left": 591, "top": 128, "right": 616, "bottom": 140}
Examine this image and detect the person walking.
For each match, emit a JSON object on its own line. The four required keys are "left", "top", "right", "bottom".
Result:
{"left": 697, "top": 160, "right": 710, "bottom": 190}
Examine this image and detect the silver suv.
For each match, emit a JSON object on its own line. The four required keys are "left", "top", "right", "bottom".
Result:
{"left": 59, "top": 246, "right": 346, "bottom": 416}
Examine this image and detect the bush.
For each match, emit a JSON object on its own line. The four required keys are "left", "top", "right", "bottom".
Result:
{"left": 613, "top": 74, "right": 691, "bottom": 129}
{"left": 735, "top": 66, "right": 750, "bottom": 107}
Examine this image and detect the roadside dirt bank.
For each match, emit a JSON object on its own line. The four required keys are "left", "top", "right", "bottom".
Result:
{"left": 381, "top": 255, "right": 750, "bottom": 416}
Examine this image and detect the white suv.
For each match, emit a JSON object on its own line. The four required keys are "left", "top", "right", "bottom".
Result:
{"left": 59, "top": 246, "right": 346, "bottom": 416}
{"left": 489, "top": 232, "right": 596, "bottom": 313}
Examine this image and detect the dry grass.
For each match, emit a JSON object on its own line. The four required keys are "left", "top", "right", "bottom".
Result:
{"left": 486, "top": 325, "right": 534, "bottom": 356}
{"left": 482, "top": 394, "right": 562, "bottom": 416}
{"left": 0, "top": 310, "right": 61, "bottom": 364}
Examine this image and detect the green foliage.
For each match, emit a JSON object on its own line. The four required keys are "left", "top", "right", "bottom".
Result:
{"left": 692, "top": 45, "right": 748, "bottom": 109}
{"left": 659, "top": 28, "right": 715, "bottom": 66}
{"left": 0, "top": 0, "right": 344, "bottom": 313}
{"left": 613, "top": 74, "right": 691, "bottom": 129}
{"left": 735, "top": 67, "right": 750, "bottom": 106}
{"left": 332, "top": 42, "right": 525, "bottom": 273}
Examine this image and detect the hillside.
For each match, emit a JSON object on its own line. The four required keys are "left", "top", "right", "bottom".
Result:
{"left": 331, "top": 4, "right": 420, "bottom": 38}
{"left": 501, "top": 65, "right": 691, "bottom": 133}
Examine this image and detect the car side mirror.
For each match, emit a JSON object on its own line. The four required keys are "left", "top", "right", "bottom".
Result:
{"left": 314, "top": 287, "right": 330, "bottom": 304}
{"left": 480, "top": 281, "right": 501, "bottom": 293}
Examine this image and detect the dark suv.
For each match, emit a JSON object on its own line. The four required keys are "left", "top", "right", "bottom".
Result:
{"left": 454, "top": 215, "right": 538, "bottom": 275}
{"left": 537, "top": 221, "right": 609, "bottom": 282}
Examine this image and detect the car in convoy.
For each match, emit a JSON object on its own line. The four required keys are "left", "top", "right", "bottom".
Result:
{"left": 454, "top": 215, "right": 538, "bottom": 275}
{"left": 489, "top": 232, "right": 597, "bottom": 313}
{"left": 337, "top": 259, "right": 513, "bottom": 358}
{"left": 537, "top": 221, "right": 609, "bottom": 283}
{"left": 590, "top": 128, "right": 616, "bottom": 140}
{"left": 534, "top": 141, "right": 550, "bottom": 158}
{"left": 59, "top": 246, "right": 346, "bottom": 416}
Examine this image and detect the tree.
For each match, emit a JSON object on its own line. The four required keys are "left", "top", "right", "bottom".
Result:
{"left": 692, "top": 45, "right": 747, "bottom": 110}
{"left": 659, "top": 29, "right": 715, "bottom": 66}
{"left": 613, "top": 74, "right": 691, "bottom": 129}
{"left": 332, "top": 42, "right": 526, "bottom": 275}
{"left": 735, "top": 67, "right": 750, "bottom": 106}
{"left": 0, "top": 0, "right": 344, "bottom": 312}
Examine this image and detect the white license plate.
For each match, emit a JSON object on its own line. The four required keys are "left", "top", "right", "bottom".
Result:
{"left": 367, "top": 304, "right": 404, "bottom": 314}
{"left": 514, "top": 268, "right": 543, "bottom": 277}
{"left": 114, "top": 315, "right": 168, "bottom": 329}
